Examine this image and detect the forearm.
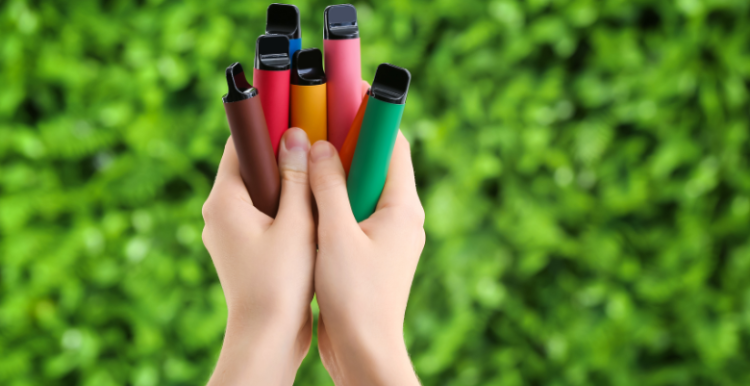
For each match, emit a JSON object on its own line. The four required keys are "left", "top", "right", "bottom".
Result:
{"left": 207, "top": 311, "right": 309, "bottom": 386}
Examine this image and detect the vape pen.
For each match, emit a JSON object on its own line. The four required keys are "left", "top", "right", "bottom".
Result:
{"left": 339, "top": 91, "right": 369, "bottom": 176}
{"left": 265, "top": 3, "right": 301, "bottom": 66}
{"left": 253, "top": 34, "right": 291, "bottom": 156}
{"left": 290, "top": 48, "right": 327, "bottom": 144}
{"left": 222, "top": 62, "right": 281, "bottom": 218}
{"left": 347, "top": 64, "right": 411, "bottom": 222}
{"left": 324, "top": 4, "right": 362, "bottom": 151}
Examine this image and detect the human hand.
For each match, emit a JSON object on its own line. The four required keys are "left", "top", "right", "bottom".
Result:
{"left": 202, "top": 128, "right": 315, "bottom": 385}
{"left": 308, "top": 132, "right": 425, "bottom": 385}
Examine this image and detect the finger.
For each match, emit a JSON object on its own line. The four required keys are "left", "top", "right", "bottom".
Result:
{"left": 361, "top": 80, "right": 370, "bottom": 99}
{"left": 211, "top": 136, "right": 252, "bottom": 205}
{"left": 274, "top": 128, "right": 313, "bottom": 227}
{"left": 308, "top": 141, "right": 358, "bottom": 229}
{"left": 203, "top": 137, "right": 265, "bottom": 234}
{"left": 375, "top": 131, "right": 422, "bottom": 212}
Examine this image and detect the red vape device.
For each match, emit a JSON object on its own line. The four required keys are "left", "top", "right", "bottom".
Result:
{"left": 324, "top": 4, "right": 362, "bottom": 152}
{"left": 253, "top": 35, "right": 291, "bottom": 156}
{"left": 222, "top": 62, "right": 281, "bottom": 218}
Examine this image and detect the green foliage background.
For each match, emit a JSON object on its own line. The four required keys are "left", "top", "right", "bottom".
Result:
{"left": 2, "top": 0, "right": 750, "bottom": 384}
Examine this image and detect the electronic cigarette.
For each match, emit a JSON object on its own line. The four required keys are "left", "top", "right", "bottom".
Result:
{"left": 339, "top": 90, "right": 369, "bottom": 176}
{"left": 253, "top": 35, "right": 291, "bottom": 156}
{"left": 222, "top": 62, "right": 281, "bottom": 218}
{"left": 265, "top": 3, "right": 301, "bottom": 66}
{"left": 290, "top": 48, "right": 327, "bottom": 144}
{"left": 347, "top": 64, "right": 411, "bottom": 222}
{"left": 324, "top": 4, "right": 362, "bottom": 151}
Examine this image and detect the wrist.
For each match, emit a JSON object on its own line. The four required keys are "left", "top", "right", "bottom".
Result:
{"left": 207, "top": 308, "right": 311, "bottom": 386}
{"left": 226, "top": 293, "right": 312, "bottom": 338}
{"left": 227, "top": 305, "right": 312, "bottom": 359}
{"left": 328, "top": 319, "right": 419, "bottom": 386}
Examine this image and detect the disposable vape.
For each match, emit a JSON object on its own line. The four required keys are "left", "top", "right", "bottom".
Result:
{"left": 253, "top": 35, "right": 291, "bottom": 156}
{"left": 339, "top": 91, "right": 369, "bottom": 176}
{"left": 265, "top": 3, "right": 301, "bottom": 66}
{"left": 347, "top": 64, "right": 411, "bottom": 222}
{"left": 324, "top": 4, "right": 362, "bottom": 151}
{"left": 222, "top": 62, "right": 281, "bottom": 218}
{"left": 290, "top": 48, "right": 327, "bottom": 144}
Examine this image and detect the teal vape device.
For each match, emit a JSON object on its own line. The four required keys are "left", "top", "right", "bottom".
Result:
{"left": 346, "top": 63, "right": 411, "bottom": 222}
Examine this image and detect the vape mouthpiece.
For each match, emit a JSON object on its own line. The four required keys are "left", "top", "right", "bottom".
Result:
{"left": 291, "top": 49, "right": 326, "bottom": 86}
{"left": 266, "top": 3, "right": 301, "bottom": 40}
{"left": 224, "top": 62, "right": 258, "bottom": 103}
{"left": 255, "top": 35, "right": 290, "bottom": 70}
{"left": 324, "top": 4, "right": 359, "bottom": 40}
{"left": 370, "top": 63, "right": 411, "bottom": 104}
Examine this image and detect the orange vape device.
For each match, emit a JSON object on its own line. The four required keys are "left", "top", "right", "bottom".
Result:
{"left": 290, "top": 48, "right": 327, "bottom": 144}
{"left": 339, "top": 90, "right": 369, "bottom": 176}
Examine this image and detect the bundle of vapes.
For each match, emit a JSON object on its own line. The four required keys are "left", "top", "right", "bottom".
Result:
{"left": 223, "top": 3, "right": 411, "bottom": 221}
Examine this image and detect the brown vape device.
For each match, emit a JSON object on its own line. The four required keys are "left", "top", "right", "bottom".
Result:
{"left": 222, "top": 62, "right": 281, "bottom": 218}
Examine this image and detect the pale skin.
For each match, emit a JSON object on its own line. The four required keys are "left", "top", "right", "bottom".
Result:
{"left": 203, "top": 84, "right": 424, "bottom": 385}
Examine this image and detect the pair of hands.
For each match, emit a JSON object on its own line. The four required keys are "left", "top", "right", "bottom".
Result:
{"left": 202, "top": 124, "right": 425, "bottom": 385}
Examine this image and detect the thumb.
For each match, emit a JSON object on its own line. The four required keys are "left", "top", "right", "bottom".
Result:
{"left": 308, "top": 141, "right": 358, "bottom": 230}
{"left": 274, "top": 128, "right": 313, "bottom": 228}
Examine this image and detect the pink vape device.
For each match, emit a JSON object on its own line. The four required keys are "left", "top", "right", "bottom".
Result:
{"left": 253, "top": 34, "right": 291, "bottom": 156}
{"left": 324, "top": 4, "right": 361, "bottom": 152}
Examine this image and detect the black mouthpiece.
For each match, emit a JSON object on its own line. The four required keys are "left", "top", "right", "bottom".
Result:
{"left": 266, "top": 3, "right": 301, "bottom": 40}
{"left": 370, "top": 63, "right": 411, "bottom": 104}
{"left": 324, "top": 4, "right": 359, "bottom": 40}
{"left": 254, "top": 35, "right": 290, "bottom": 71}
{"left": 223, "top": 62, "right": 258, "bottom": 103}
{"left": 291, "top": 49, "right": 326, "bottom": 86}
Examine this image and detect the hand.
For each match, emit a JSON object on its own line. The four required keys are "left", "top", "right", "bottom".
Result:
{"left": 308, "top": 132, "right": 425, "bottom": 385}
{"left": 202, "top": 128, "right": 315, "bottom": 385}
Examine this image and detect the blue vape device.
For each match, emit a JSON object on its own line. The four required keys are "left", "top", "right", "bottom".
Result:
{"left": 266, "top": 4, "right": 301, "bottom": 66}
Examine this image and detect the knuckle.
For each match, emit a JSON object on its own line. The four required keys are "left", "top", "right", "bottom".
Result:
{"left": 201, "top": 226, "right": 210, "bottom": 246}
{"left": 202, "top": 196, "right": 231, "bottom": 225}
{"left": 416, "top": 227, "right": 426, "bottom": 248}
{"left": 311, "top": 171, "right": 345, "bottom": 193}
{"left": 281, "top": 168, "right": 308, "bottom": 185}
{"left": 403, "top": 206, "right": 426, "bottom": 247}
{"left": 414, "top": 205, "right": 426, "bottom": 226}
{"left": 405, "top": 204, "right": 426, "bottom": 227}
{"left": 201, "top": 200, "right": 214, "bottom": 223}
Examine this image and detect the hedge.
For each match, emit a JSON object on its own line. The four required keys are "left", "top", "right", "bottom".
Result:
{"left": 1, "top": 0, "right": 749, "bottom": 384}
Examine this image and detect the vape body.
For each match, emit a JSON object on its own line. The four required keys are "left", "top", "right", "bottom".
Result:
{"left": 347, "top": 64, "right": 411, "bottom": 222}
{"left": 324, "top": 4, "right": 362, "bottom": 151}
{"left": 290, "top": 49, "right": 327, "bottom": 144}
{"left": 288, "top": 38, "right": 301, "bottom": 63}
{"left": 223, "top": 63, "right": 281, "bottom": 218}
{"left": 253, "top": 35, "right": 291, "bottom": 156}
{"left": 340, "top": 92, "right": 369, "bottom": 176}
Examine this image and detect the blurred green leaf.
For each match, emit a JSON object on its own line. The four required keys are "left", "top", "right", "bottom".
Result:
{"left": 1, "top": 0, "right": 750, "bottom": 385}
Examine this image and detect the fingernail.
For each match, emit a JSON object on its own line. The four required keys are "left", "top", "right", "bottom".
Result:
{"left": 310, "top": 141, "right": 334, "bottom": 162}
{"left": 280, "top": 128, "right": 310, "bottom": 172}
{"left": 284, "top": 128, "right": 310, "bottom": 153}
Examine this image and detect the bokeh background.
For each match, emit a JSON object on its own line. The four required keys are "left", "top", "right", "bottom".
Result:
{"left": 2, "top": 0, "right": 750, "bottom": 384}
